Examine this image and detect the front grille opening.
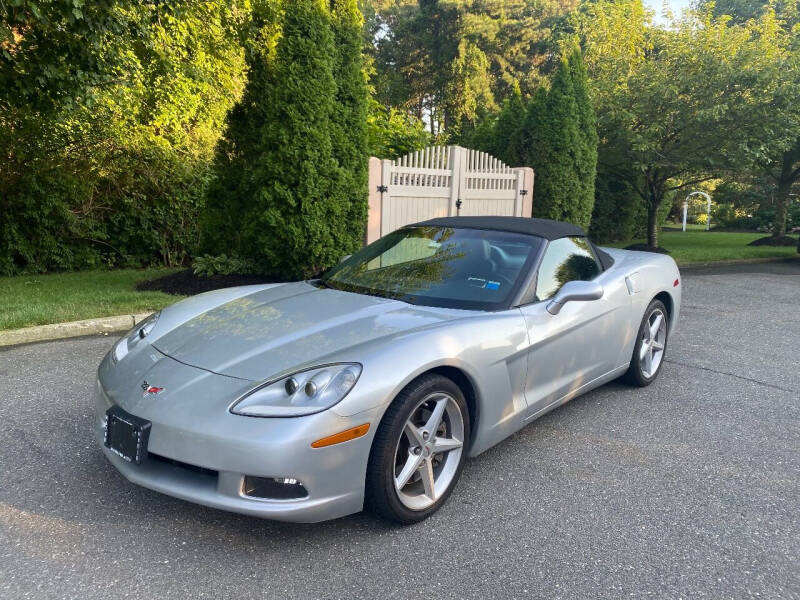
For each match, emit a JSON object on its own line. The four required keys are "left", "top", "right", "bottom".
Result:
{"left": 243, "top": 476, "right": 308, "bottom": 500}
{"left": 148, "top": 452, "right": 218, "bottom": 478}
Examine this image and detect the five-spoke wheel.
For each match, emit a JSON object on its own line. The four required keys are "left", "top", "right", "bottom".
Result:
{"left": 626, "top": 298, "right": 669, "bottom": 386}
{"left": 639, "top": 308, "right": 667, "bottom": 379}
{"left": 393, "top": 392, "right": 464, "bottom": 510}
{"left": 366, "top": 374, "right": 470, "bottom": 524}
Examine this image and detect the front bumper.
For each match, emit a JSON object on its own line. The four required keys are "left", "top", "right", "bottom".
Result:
{"left": 94, "top": 366, "right": 380, "bottom": 523}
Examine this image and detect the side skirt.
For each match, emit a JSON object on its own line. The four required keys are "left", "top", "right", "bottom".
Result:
{"left": 523, "top": 364, "right": 630, "bottom": 423}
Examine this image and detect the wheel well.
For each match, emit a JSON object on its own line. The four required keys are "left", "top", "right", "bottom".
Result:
{"left": 654, "top": 291, "right": 673, "bottom": 322}
{"left": 427, "top": 366, "right": 478, "bottom": 445}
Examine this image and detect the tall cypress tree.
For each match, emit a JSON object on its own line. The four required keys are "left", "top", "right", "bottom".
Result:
{"left": 202, "top": 0, "right": 348, "bottom": 278}
{"left": 329, "top": 0, "right": 369, "bottom": 252}
{"left": 521, "top": 58, "right": 581, "bottom": 225}
{"left": 245, "top": 0, "right": 339, "bottom": 277}
{"left": 202, "top": 1, "right": 282, "bottom": 255}
{"left": 493, "top": 83, "right": 526, "bottom": 166}
{"left": 566, "top": 47, "right": 599, "bottom": 230}
{"left": 518, "top": 52, "right": 597, "bottom": 230}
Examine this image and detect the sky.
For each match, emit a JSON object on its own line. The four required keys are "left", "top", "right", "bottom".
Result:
{"left": 644, "top": 0, "right": 693, "bottom": 23}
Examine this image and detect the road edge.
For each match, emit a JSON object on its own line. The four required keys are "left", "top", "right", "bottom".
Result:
{"left": 678, "top": 256, "right": 800, "bottom": 269}
{"left": 0, "top": 312, "right": 154, "bottom": 348}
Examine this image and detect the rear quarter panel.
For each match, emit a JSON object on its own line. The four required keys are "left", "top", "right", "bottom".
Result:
{"left": 603, "top": 248, "right": 682, "bottom": 352}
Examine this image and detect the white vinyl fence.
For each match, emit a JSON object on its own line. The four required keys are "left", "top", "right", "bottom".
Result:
{"left": 366, "top": 145, "right": 534, "bottom": 244}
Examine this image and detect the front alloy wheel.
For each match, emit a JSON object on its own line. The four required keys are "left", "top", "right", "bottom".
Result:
{"left": 366, "top": 374, "right": 470, "bottom": 524}
{"left": 393, "top": 392, "right": 465, "bottom": 510}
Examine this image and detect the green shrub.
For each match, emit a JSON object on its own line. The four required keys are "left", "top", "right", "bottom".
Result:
{"left": 721, "top": 205, "right": 800, "bottom": 232}
{"left": 329, "top": 0, "right": 369, "bottom": 252}
{"left": 0, "top": 2, "right": 246, "bottom": 275}
{"left": 366, "top": 100, "right": 431, "bottom": 159}
{"left": 631, "top": 194, "right": 672, "bottom": 239}
{"left": 712, "top": 203, "right": 739, "bottom": 228}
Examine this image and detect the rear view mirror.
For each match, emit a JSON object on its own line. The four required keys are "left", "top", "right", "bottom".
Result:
{"left": 546, "top": 280, "right": 604, "bottom": 315}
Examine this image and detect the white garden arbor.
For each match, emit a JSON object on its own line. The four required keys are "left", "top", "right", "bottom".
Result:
{"left": 683, "top": 191, "right": 712, "bottom": 231}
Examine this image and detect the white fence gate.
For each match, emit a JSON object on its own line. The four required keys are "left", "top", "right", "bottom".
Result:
{"left": 366, "top": 145, "right": 534, "bottom": 244}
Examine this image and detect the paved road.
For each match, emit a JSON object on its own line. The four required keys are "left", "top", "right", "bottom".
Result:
{"left": 1, "top": 262, "right": 798, "bottom": 600}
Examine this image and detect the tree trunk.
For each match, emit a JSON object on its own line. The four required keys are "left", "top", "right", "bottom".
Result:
{"left": 773, "top": 152, "right": 792, "bottom": 237}
{"left": 647, "top": 202, "right": 659, "bottom": 248}
{"left": 645, "top": 176, "right": 662, "bottom": 248}
{"left": 773, "top": 142, "right": 800, "bottom": 238}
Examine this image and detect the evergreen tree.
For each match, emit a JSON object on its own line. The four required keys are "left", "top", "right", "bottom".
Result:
{"left": 368, "top": 0, "right": 573, "bottom": 135}
{"left": 493, "top": 84, "right": 526, "bottom": 165}
{"left": 520, "top": 58, "right": 582, "bottom": 226}
{"left": 565, "top": 47, "right": 599, "bottom": 229}
{"left": 201, "top": 1, "right": 282, "bottom": 256}
{"left": 511, "top": 51, "right": 598, "bottom": 230}
{"left": 329, "top": 0, "right": 369, "bottom": 252}
{"left": 203, "top": 0, "right": 356, "bottom": 278}
{"left": 459, "top": 83, "right": 524, "bottom": 166}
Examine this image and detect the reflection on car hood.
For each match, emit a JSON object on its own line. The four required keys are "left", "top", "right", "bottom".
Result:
{"left": 152, "top": 282, "right": 463, "bottom": 381}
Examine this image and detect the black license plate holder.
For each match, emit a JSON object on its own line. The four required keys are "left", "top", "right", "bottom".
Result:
{"left": 104, "top": 405, "right": 151, "bottom": 465}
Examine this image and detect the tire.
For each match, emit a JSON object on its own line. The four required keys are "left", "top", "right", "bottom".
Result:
{"left": 625, "top": 299, "right": 669, "bottom": 387}
{"left": 365, "top": 373, "right": 470, "bottom": 524}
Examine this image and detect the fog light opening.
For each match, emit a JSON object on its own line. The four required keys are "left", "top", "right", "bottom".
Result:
{"left": 242, "top": 476, "right": 308, "bottom": 500}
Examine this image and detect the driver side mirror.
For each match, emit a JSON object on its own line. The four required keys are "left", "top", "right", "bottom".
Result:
{"left": 546, "top": 280, "right": 604, "bottom": 315}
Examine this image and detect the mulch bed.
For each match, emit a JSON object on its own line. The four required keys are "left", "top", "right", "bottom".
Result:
{"left": 623, "top": 243, "right": 671, "bottom": 254}
{"left": 135, "top": 269, "right": 286, "bottom": 296}
{"left": 746, "top": 235, "right": 798, "bottom": 247}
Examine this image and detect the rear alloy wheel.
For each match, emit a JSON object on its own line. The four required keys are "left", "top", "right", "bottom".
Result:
{"left": 366, "top": 374, "right": 469, "bottom": 524}
{"left": 625, "top": 299, "right": 669, "bottom": 386}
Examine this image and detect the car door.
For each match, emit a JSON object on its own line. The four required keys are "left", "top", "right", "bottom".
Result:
{"left": 519, "top": 237, "right": 630, "bottom": 420}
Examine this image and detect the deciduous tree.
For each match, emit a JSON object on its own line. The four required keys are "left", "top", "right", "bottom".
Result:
{"left": 575, "top": 3, "right": 784, "bottom": 247}
{"left": 0, "top": 1, "right": 247, "bottom": 274}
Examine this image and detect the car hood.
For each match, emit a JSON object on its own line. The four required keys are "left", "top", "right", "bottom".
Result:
{"left": 152, "top": 282, "right": 463, "bottom": 381}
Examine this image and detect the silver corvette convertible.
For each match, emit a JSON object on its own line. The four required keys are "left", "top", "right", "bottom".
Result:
{"left": 96, "top": 216, "right": 681, "bottom": 523}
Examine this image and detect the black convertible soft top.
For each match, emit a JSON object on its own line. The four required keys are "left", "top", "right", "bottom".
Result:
{"left": 410, "top": 215, "right": 614, "bottom": 270}
{"left": 411, "top": 216, "right": 586, "bottom": 241}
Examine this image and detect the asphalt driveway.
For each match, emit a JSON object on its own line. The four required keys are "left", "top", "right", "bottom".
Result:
{"left": 1, "top": 261, "right": 798, "bottom": 600}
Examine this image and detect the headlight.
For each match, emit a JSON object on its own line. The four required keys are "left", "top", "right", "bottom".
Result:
{"left": 231, "top": 363, "right": 362, "bottom": 417}
{"left": 111, "top": 311, "right": 161, "bottom": 364}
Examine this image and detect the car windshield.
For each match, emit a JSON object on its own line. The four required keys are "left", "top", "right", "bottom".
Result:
{"left": 319, "top": 226, "right": 543, "bottom": 310}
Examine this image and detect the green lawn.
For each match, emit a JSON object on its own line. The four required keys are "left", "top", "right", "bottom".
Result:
{"left": 609, "top": 230, "right": 800, "bottom": 265}
{"left": 0, "top": 269, "right": 184, "bottom": 330}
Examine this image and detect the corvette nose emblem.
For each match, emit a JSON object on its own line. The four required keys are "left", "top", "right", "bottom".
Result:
{"left": 141, "top": 381, "right": 164, "bottom": 396}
